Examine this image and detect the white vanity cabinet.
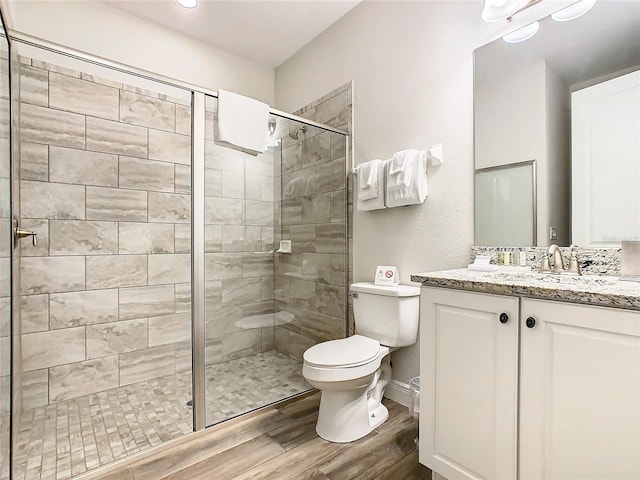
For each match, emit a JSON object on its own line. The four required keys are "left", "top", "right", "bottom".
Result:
{"left": 419, "top": 286, "right": 640, "bottom": 480}
{"left": 519, "top": 298, "right": 640, "bottom": 480}
{"left": 419, "top": 287, "right": 520, "bottom": 480}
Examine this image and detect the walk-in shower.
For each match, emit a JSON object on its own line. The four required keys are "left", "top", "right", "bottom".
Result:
{"left": 0, "top": 21, "right": 351, "bottom": 480}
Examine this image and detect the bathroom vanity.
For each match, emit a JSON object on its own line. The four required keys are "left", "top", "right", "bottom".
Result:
{"left": 411, "top": 269, "right": 640, "bottom": 480}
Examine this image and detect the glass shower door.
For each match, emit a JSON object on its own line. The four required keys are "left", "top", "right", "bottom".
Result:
{"left": 203, "top": 95, "right": 348, "bottom": 426}
{"left": 0, "top": 12, "right": 11, "bottom": 480}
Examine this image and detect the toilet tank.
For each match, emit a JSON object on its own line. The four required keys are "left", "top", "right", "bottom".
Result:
{"left": 351, "top": 282, "right": 420, "bottom": 347}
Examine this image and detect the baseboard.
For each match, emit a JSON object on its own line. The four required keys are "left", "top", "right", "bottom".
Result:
{"left": 384, "top": 379, "right": 411, "bottom": 408}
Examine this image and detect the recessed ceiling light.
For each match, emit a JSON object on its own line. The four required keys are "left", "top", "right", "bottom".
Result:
{"left": 176, "top": 0, "right": 197, "bottom": 9}
{"left": 502, "top": 21, "right": 540, "bottom": 43}
{"left": 551, "top": 0, "right": 596, "bottom": 22}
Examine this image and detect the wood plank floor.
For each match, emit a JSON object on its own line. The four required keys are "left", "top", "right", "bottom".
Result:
{"left": 98, "top": 393, "right": 431, "bottom": 480}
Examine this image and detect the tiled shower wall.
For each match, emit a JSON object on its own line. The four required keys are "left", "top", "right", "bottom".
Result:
{"left": 203, "top": 96, "right": 276, "bottom": 367}
{"left": 18, "top": 57, "right": 192, "bottom": 409}
{"left": 0, "top": 44, "right": 11, "bottom": 480}
{"left": 274, "top": 83, "right": 353, "bottom": 361}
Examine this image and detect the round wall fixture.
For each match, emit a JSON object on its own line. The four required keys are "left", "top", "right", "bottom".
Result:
{"left": 551, "top": 0, "right": 597, "bottom": 22}
{"left": 176, "top": 0, "right": 197, "bottom": 9}
{"left": 502, "top": 21, "right": 540, "bottom": 43}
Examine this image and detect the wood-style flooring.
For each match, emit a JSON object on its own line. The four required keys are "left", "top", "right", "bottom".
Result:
{"left": 97, "top": 392, "right": 431, "bottom": 480}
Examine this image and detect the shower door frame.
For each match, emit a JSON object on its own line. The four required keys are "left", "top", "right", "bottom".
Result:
{"left": 6, "top": 28, "right": 350, "bottom": 461}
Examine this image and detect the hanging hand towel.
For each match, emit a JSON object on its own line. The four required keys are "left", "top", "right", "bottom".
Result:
{"left": 386, "top": 149, "right": 428, "bottom": 207}
{"left": 216, "top": 89, "right": 270, "bottom": 155}
{"left": 358, "top": 159, "right": 384, "bottom": 201}
{"left": 357, "top": 159, "right": 387, "bottom": 211}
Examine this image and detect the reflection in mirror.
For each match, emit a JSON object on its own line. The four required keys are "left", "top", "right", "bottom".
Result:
{"left": 474, "top": 0, "right": 640, "bottom": 247}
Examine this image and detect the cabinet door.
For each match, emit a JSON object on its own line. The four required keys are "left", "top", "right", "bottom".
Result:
{"left": 420, "top": 287, "right": 519, "bottom": 480}
{"left": 520, "top": 299, "right": 640, "bottom": 480}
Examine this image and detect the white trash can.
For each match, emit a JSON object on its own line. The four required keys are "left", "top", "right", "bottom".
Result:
{"left": 409, "top": 376, "right": 420, "bottom": 448}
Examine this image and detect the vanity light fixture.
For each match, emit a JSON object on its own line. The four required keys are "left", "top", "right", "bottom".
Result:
{"left": 481, "top": 0, "right": 529, "bottom": 22}
{"left": 551, "top": 0, "right": 597, "bottom": 22}
{"left": 502, "top": 21, "right": 540, "bottom": 43}
{"left": 176, "top": 0, "right": 197, "bottom": 9}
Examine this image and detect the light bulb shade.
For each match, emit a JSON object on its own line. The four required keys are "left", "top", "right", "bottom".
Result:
{"left": 551, "top": 0, "right": 596, "bottom": 22}
{"left": 176, "top": 0, "right": 197, "bottom": 8}
{"left": 482, "top": 0, "right": 528, "bottom": 22}
{"left": 502, "top": 21, "right": 540, "bottom": 43}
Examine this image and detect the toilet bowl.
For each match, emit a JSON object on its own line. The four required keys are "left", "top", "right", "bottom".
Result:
{"left": 302, "top": 282, "right": 420, "bottom": 443}
{"left": 303, "top": 335, "right": 392, "bottom": 443}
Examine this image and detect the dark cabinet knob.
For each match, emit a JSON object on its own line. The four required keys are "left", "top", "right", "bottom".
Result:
{"left": 526, "top": 317, "right": 536, "bottom": 328}
{"left": 499, "top": 313, "right": 509, "bottom": 324}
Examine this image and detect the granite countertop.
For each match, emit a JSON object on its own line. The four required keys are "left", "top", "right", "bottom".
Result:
{"left": 411, "top": 268, "right": 640, "bottom": 311}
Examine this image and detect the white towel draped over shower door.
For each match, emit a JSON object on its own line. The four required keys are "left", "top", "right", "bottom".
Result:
{"left": 216, "top": 89, "right": 270, "bottom": 155}
{"left": 386, "top": 149, "right": 428, "bottom": 207}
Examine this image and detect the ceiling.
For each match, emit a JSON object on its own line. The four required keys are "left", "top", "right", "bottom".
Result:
{"left": 103, "top": 0, "right": 361, "bottom": 68}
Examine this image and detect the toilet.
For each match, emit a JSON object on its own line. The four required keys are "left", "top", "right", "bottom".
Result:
{"left": 302, "top": 282, "right": 420, "bottom": 443}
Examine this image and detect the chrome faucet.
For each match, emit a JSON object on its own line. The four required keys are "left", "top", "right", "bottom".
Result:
{"left": 546, "top": 244, "right": 565, "bottom": 273}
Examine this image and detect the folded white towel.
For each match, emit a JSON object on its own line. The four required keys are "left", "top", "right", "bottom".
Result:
{"left": 358, "top": 159, "right": 384, "bottom": 201}
{"left": 216, "top": 89, "right": 270, "bottom": 155}
{"left": 386, "top": 149, "right": 428, "bottom": 207}
{"left": 357, "top": 160, "right": 387, "bottom": 211}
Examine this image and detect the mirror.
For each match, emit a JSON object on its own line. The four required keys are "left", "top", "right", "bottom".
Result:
{"left": 474, "top": 0, "right": 640, "bottom": 247}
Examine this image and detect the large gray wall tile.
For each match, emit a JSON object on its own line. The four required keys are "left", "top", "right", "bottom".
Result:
{"left": 119, "top": 345, "right": 175, "bottom": 385}
{"left": 245, "top": 200, "right": 273, "bottom": 226}
{"left": 49, "top": 146, "right": 118, "bottom": 187}
{"left": 86, "top": 255, "right": 147, "bottom": 289}
{"left": 222, "top": 278, "right": 262, "bottom": 306}
{"left": 119, "top": 156, "right": 175, "bottom": 193}
{"left": 148, "top": 254, "right": 190, "bottom": 285}
{"left": 21, "top": 294, "right": 49, "bottom": 333}
{"left": 242, "top": 253, "right": 274, "bottom": 278}
{"left": 22, "top": 327, "right": 85, "bottom": 371}
{"left": 205, "top": 142, "right": 244, "bottom": 172}
{"left": 19, "top": 218, "right": 49, "bottom": 257}
{"left": 148, "top": 129, "right": 190, "bottom": 165}
{"left": 205, "top": 253, "right": 242, "bottom": 281}
{"left": 174, "top": 224, "right": 191, "bottom": 253}
{"left": 119, "top": 285, "right": 175, "bottom": 320}
{"left": 175, "top": 105, "right": 191, "bottom": 136}
{"left": 49, "top": 72, "right": 119, "bottom": 120}
{"left": 205, "top": 168, "right": 222, "bottom": 197}
{"left": 204, "top": 197, "right": 243, "bottom": 225}
{"left": 316, "top": 223, "right": 346, "bottom": 254}
{"left": 21, "top": 180, "right": 85, "bottom": 220}
{"left": 49, "top": 289, "right": 118, "bottom": 328}
{"left": 174, "top": 283, "right": 191, "bottom": 313}
{"left": 87, "top": 319, "right": 147, "bottom": 358}
{"left": 21, "top": 256, "right": 85, "bottom": 295}
{"left": 119, "top": 223, "right": 174, "bottom": 254}
{"left": 22, "top": 369, "right": 48, "bottom": 410}
{"left": 49, "top": 356, "right": 119, "bottom": 402}
{"left": 20, "top": 142, "right": 48, "bottom": 181}
{"left": 21, "top": 103, "right": 85, "bottom": 149}
{"left": 174, "top": 164, "right": 191, "bottom": 194}
{"left": 86, "top": 186, "right": 147, "bottom": 222}
{"left": 148, "top": 192, "right": 190, "bottom": 223}
{"left": 119, "top": 90, "right": 175, "bottom": 132}
{"left": 49, "top": 220, "right": 118, "bottom": 255}
{"left": 315, "top": 157, "right": 345, "bottom": 194}
{"left": 148, "top": 312, "right": 190, "bottom": 347}
{"left": 315, "top": 91, "right": 348, "bottom": 127}
{"left": 221, "top": 225, "right": 261, "bottom": 252}
{"left": 222, "top": 329, "right": 261, "bottom": 361}
{"left": 19, "top": 64, "right": 48, "bottom": 107}
{"left": 86, "top": 117, "right": 147, "bottom": 157}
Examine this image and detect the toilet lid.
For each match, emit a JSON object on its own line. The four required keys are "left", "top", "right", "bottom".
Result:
{"left": 304, "top": 335, "right": 381, "bottom": 368}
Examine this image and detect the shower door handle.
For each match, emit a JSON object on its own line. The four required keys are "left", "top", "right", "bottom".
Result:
{"left": 15, "top": 224, "right": 37, "bottom": 247}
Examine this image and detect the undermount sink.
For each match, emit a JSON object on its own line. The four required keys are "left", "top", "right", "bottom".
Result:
{"left": 486, "top": 270, "right": 619, "bottom": 287}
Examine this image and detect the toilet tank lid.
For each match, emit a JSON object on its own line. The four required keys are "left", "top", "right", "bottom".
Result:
{"left": 350, "top": 282, "right": 420, "bottom": 297}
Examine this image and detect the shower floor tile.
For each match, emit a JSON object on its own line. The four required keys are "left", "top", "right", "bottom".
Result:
{"left": 12, "top": 351, "right": 308, "bottom": 480}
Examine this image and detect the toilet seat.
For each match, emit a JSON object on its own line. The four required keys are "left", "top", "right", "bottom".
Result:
{"left": 303, "top": 335, "right": 381, "bottom": 368}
